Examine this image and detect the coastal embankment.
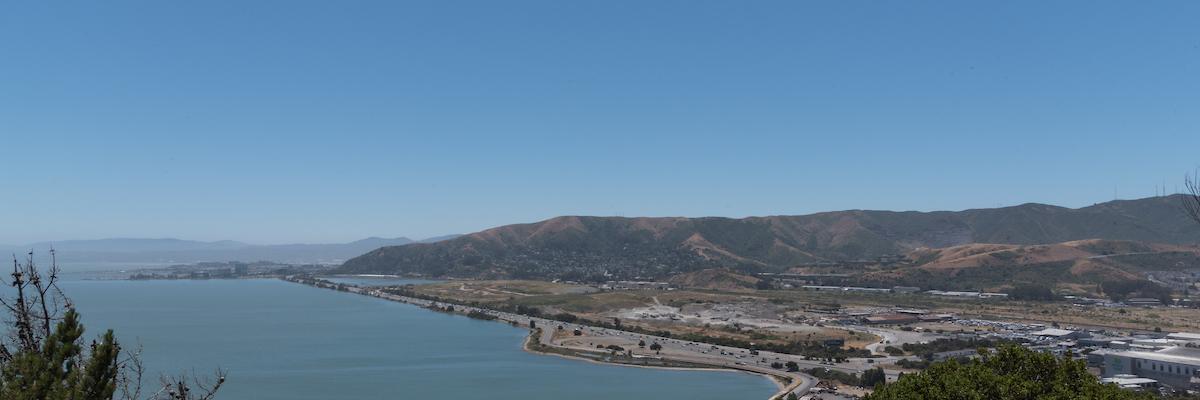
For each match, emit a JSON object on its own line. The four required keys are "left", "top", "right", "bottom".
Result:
{"left": 282, "top": 275, "right": 814, "bottom": 400}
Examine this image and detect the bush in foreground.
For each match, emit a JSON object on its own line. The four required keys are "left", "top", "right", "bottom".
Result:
{"left": 866, "top": 345, "right": 1151, "bottom": 400}
{"left": 2, "top": 253, "right": 223, "bottom": 399}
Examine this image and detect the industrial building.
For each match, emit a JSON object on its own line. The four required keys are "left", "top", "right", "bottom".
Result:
{"left": 1101, "top": 375, "right": 1159, "bottom": 391}
{"left": 1103, "top": 346, "right": 1200, "bottom": 390}
{"left": 1167, "top": 332, "right": 1200, "bottom": 344}
{"left": 1125, "top": 297, "right": 1163, "bottom": 307}
{"left": 1030, "top": 328, "right": 1091, "bottom": 341}
{"left": 863, "top": 313, "right": 919, "bottom": 325}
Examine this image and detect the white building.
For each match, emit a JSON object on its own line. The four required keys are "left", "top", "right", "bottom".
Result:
{"left": 1031, "top": 328, "right": 1090, "bottom": 340}
{"left": 1101, "top": 375, "right": 1159, "bottom": 390}
{"left": 1104, "top": 346, "right": 1200, "bottom": 390}
{"left": 1167, "top": 332, "right": 1200, "bottom": 344}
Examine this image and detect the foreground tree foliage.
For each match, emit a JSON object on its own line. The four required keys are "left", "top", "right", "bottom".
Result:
{"left": 1185, "top": 172, "right": 1200, "bottom": 225}
{"left": 1, "top": 252, "right": 224, "bottom": 399}
{"left": 865, "top": 345, "right": 1152, "bottom": 400}
{"left": 1, "top": 309, "right": 120, "bottom": 399}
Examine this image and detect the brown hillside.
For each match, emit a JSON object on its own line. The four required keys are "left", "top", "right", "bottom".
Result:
{"left": 337, "top": 195, "right": 1200, "bottom": 279}
{"left": 852, "top": 239, "right": 1200, "bottom": 294}
{"left": 668, "top": 268, "right": 761, "bottom": 290}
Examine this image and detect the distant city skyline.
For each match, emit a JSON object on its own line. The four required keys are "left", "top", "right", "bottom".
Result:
{"left": 3, "top": 1, "right": 1199, "bottom": 244}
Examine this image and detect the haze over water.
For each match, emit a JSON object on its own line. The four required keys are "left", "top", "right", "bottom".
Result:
{"left": 62, "top": 279, "right": 777, "bottom": 400}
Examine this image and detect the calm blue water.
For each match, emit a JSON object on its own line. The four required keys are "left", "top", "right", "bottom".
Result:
{"left": 60, "top": 279, "right": 776, "bottom": 400}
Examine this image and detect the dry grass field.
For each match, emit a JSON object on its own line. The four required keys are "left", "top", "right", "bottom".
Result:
{"left": 405, "top": 279, "right": 1196, "bottom": 350}
{"left": 408, "top": 280, "right": 878, "bottom": 348}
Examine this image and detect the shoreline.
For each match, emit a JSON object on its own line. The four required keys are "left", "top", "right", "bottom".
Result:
{"left": 519, "top": 330, "right": 791, "bottom": 392}
{"left": 281, "top": 276, "right": 809, "bottom": 400}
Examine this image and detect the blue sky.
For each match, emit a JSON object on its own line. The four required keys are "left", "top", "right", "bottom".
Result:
{"left": 2, "top": 1, "right": 1199, "bottom": 244}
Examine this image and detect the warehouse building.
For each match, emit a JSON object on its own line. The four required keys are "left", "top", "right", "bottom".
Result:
{"left": 1103, "top": 346, "right": 1200, "bottom": 390}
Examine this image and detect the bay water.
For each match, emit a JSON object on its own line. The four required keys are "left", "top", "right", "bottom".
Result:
{"left": 59, "top": 278, "right": 776, "bottom": 400}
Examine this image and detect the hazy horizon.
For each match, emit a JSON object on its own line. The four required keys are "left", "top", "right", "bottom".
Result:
{"left": 1, "top": 193, "right": 1190, "bottom": 245}
{"left": 0, "top": 235, "right": 449, "bottom": 248}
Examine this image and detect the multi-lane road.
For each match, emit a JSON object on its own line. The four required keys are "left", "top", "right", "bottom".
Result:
{"left": 322, "top": 282, "right": 895, "bottom": 399}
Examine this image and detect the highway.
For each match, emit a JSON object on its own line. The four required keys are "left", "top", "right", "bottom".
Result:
{"left": 321, "top": 281, "right": 877, "bottom": 399}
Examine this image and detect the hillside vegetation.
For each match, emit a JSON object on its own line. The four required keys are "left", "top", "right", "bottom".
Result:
{"left": 337, "top": 195, "right": 1200, "bottom": 280}
{"left": 667, "top": 268, "right": 762, "bottom": 290}
{"left": 847, "top": 239, "right": 1200, "bottom": 295}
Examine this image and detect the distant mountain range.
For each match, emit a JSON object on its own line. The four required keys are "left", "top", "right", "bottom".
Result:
{"left": 1, "top": 235, "right": 459, "bottom": 264}
{"left": 336, "top": 195, "right": 1200, "bottom": 280}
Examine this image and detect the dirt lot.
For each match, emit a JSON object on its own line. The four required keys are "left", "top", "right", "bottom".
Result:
{"left": 407, "top": 281, "right": 879, "bottom": 348}
{"left": 411, "top": 280, "right": 597, "bottom": 302}
{"left": 406, "top": 279, "right": 1195, "bottom": 346}
{"left": 771, "top": 289, "right": 1200, "bottom": 332}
